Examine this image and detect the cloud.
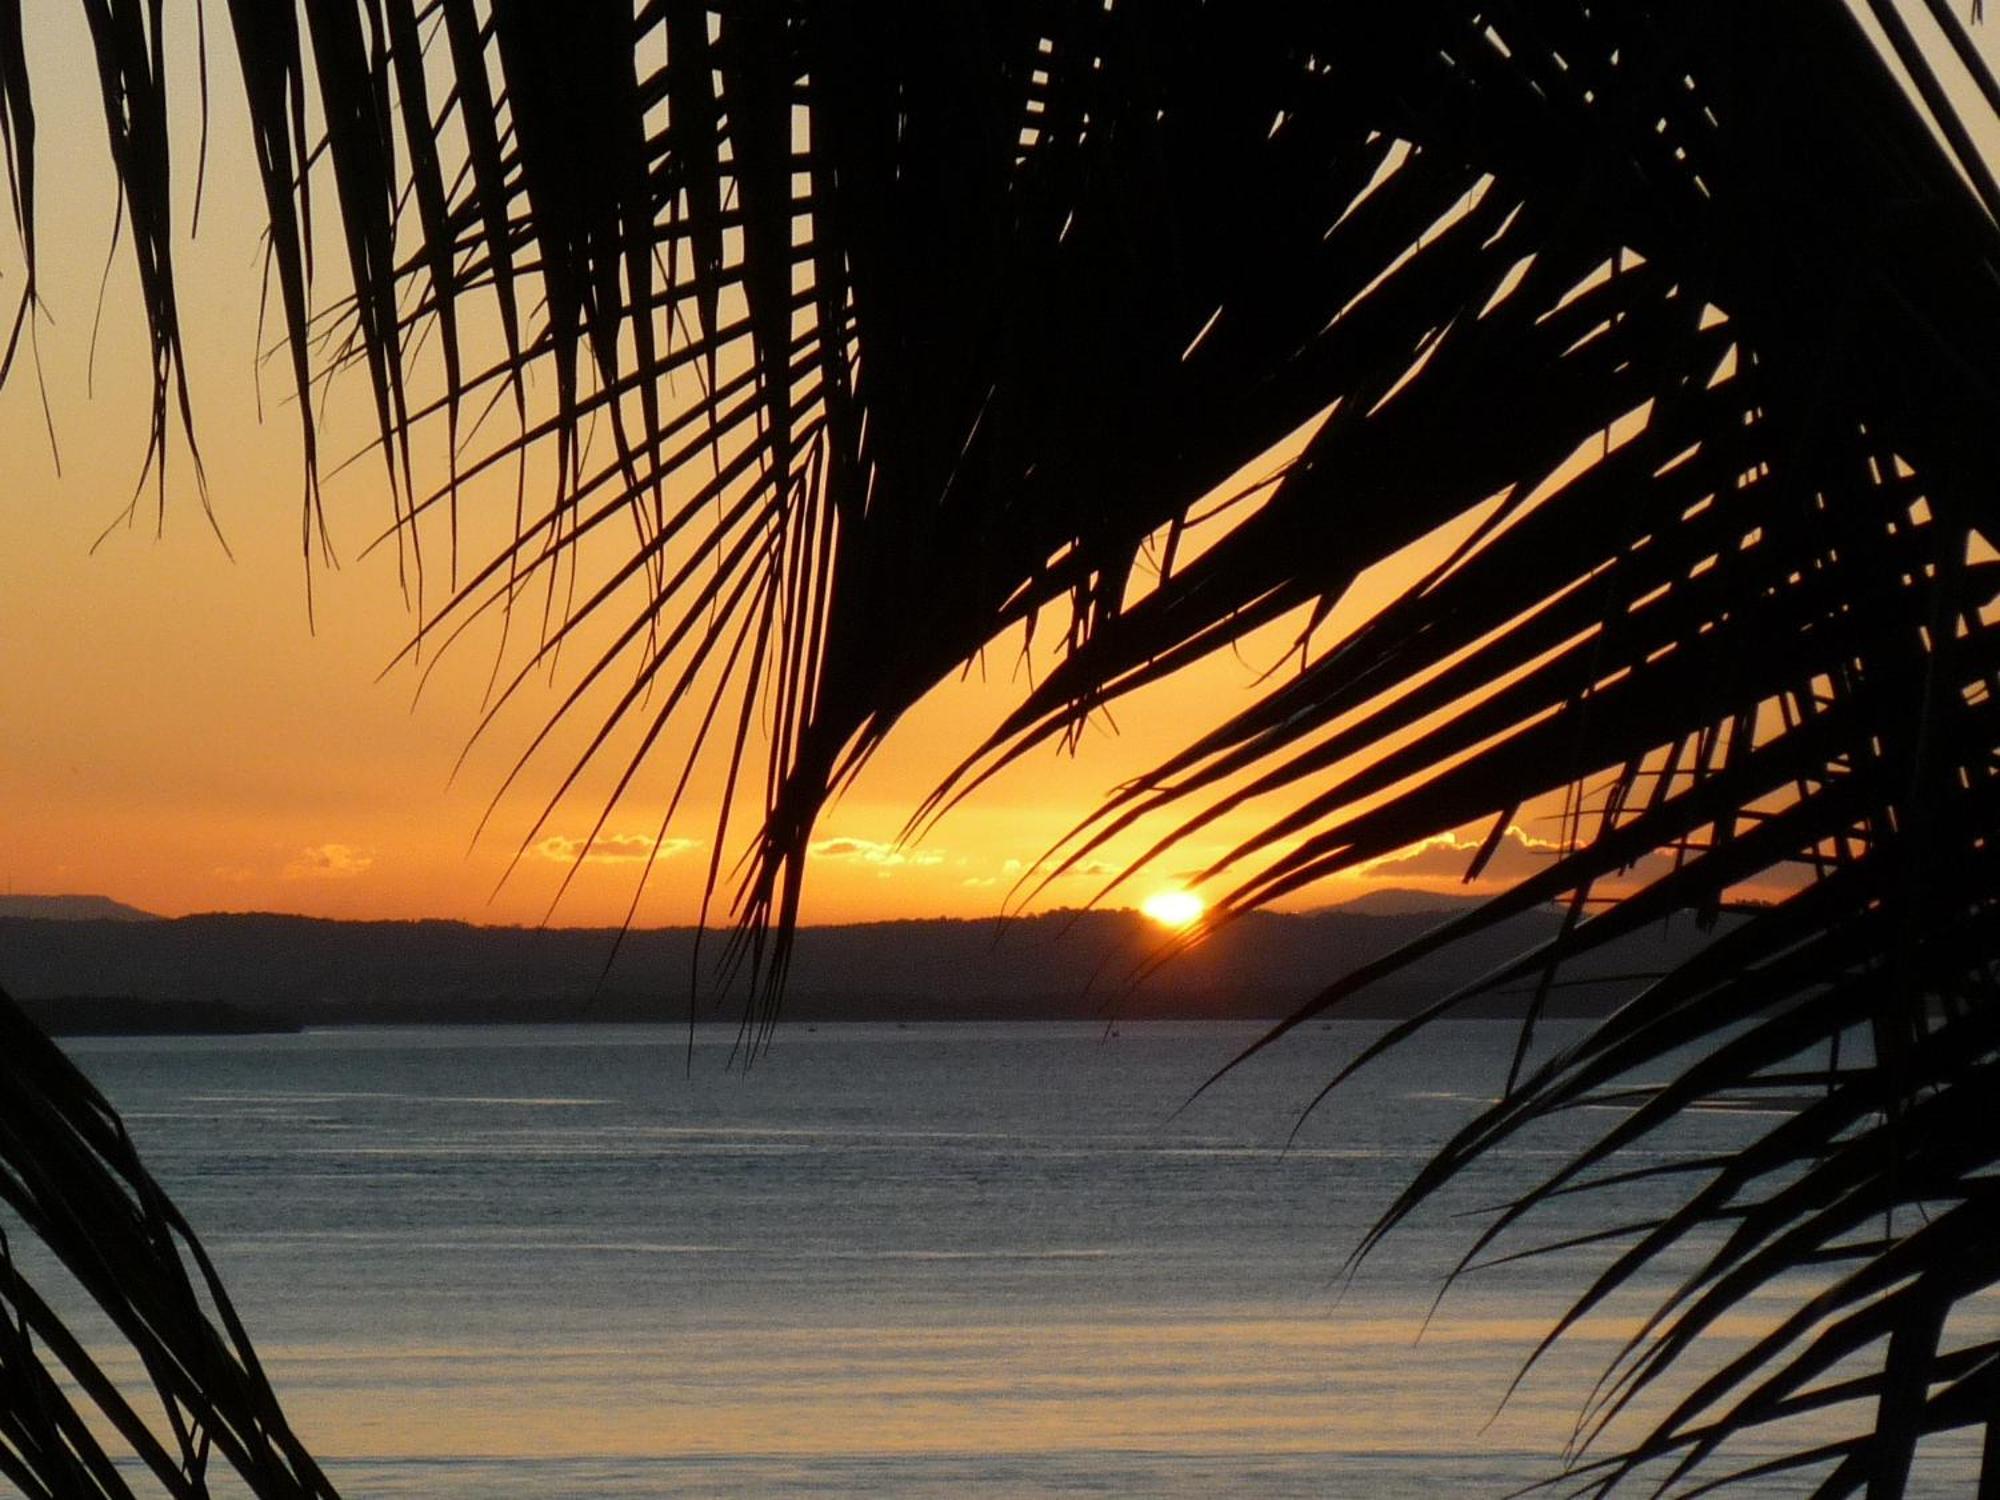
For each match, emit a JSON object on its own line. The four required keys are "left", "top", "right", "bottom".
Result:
{"left": 1362, "top": 825, "right": 1556, "bottom": 883}
{"left": 534, "top": 833, "right": 700, "bottom": 865}
{"left": 991, "top": 857, "right": 1120, "bottom": 882}
{"left": 1362, "top": 825, "right": 1673, "bottom": 886}
{"left": 976, "top": 856, "right": 1118, "bottom": 883}
{"left": 283, "top": 843, "right": 375, "bottom": 880}
{"left": 807, "top": 836, "right": 944, "bottom": 869}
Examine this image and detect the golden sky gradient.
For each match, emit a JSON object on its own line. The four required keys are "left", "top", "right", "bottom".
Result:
{"left": 4, "top": 8, "right": 1992, "bottom": 928}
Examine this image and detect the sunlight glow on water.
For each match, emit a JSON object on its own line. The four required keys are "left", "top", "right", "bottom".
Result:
{"left": 32, "top": 1022, "right": 1988, "bottom": 1497}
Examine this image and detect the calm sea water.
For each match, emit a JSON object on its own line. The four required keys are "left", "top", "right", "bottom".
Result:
{"left": 37, "top": 1021, "right": 1986, "bottom": 1496}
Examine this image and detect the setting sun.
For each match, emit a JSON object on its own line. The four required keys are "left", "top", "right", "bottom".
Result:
{"left": 1140, "top": 889, "right": 1207, "bottom": 929}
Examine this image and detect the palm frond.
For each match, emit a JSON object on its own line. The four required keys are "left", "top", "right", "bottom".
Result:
{"left": 0, "top": 990, "right": 339, "bottom": 1497}
{"left": 5, "top": 1, "right": 2000, "bottom": 1493}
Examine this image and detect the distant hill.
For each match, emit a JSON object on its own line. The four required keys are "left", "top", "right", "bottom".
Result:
{"left": 16, "top": 995, "right": 299, "bottom": 1037}
{"left": 0, "top": 897, "right": 1731, "bottom": 1026}
{"left": 0, "top": 894, "right": 160, "bottom": 922}
{"left": 1312, "top": 887, "right": 1485, "bottom": 917}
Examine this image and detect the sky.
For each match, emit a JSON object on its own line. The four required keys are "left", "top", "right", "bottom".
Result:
{"left": 3, "top": 7, "right": 1995, "bottom": 929}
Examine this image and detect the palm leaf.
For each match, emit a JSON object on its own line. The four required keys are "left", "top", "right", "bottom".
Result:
{"left": 0, "top": 990, "right": 339, "bottom": 1497}
{"left": 5, "top": 1, "right": 2000, "bottom": 1493}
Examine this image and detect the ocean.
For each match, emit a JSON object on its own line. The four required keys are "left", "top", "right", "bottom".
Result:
{"left": 35, "top": 1021, "right": 1988, "bottom": 1496}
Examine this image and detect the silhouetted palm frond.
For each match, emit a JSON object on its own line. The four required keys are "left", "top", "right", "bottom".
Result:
{"left": 5, "top": 1, "right": 2000, "bottom": 1494}
{"left": 0, "top": 990, "right": 339, "bottom": 1498}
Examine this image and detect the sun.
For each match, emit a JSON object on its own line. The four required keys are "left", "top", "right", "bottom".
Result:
{"left": 1140, "top": 889, "right": 1207, "bottom": 929}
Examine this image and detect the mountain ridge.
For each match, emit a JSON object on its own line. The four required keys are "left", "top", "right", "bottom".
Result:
{"left": 0, "top": 893, "right": 161, "bottom": 922}
{"left": 0, "top": 891, "right": 1725, "bottom": 1026}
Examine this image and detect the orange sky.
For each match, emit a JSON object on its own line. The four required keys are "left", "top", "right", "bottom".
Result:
{"left": 3, "top": 9, "right": 1991, "bottom": 928}
{"left": 0, "top": 13, "right": 1397, "bottom": 928}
